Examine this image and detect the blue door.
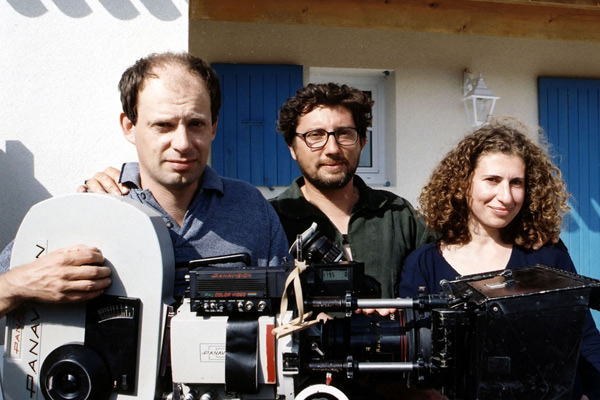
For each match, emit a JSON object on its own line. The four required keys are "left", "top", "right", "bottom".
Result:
{"left": 539, "top": 77, "right": 600, "bottom": 321}
{"left": 211, "top": 64, "right": 302, "bottom": 188}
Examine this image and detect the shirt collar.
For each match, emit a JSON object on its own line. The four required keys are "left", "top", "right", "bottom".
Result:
{"left": 119, "top": 162, "right": 141, "bottom": 188}
{"left": 200, "top": 165, "right": 224, "bottom": 194}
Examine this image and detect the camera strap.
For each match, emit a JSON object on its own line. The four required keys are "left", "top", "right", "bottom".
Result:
{"left": 272, "top": 260, "right": 332, "bottom": 339}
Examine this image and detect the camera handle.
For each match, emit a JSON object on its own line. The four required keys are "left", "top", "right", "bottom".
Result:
{"left": 188, "top": 253, "right": 251, "bottom": 267}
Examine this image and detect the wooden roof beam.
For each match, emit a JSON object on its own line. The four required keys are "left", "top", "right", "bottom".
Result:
{"left": 191, "top": 0, "right": 600, "bottom": 42}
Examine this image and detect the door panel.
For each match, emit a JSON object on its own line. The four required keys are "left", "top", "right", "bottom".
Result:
{"left": 539, "top": 77, "right": 600, "bottom": 323}
{"left": 211, "top": 64, "right": 302, "bottom": 187}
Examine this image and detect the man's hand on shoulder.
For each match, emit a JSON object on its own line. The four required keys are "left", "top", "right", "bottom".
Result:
{"left": 0, "top": 245, "right": 112, "bottom": 316}
{"left": 77, "top": 166, "right": 129, "bottom": 196}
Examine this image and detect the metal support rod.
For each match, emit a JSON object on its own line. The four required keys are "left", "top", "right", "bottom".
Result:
{"left": 356, "top": 362, "right": 417, "bottom": 372}
{"left": 355, "top": 298, "right": 415, "bottom": 309}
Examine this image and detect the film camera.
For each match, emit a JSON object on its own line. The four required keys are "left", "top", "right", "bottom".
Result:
{"left": 3, "top": 195, "right": 600, "bottom": 400}
{"left": 174, "top": 254, "right": 600, "bottom": 400}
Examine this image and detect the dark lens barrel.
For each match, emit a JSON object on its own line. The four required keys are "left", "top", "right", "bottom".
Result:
{"left": 321, "top": 313, "right": 408, "bottom": 362}
{"left": 306, "top": 236, "right": 343, "bottom": 264}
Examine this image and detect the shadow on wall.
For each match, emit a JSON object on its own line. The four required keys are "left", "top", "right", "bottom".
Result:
{"left": 6, "top": 0, "right": 183, "bottom": 21}
{"left": 0, "top": 141, "right": 52, "bottom": 251}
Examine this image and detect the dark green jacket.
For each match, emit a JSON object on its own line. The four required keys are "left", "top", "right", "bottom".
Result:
{"left": 269, "top": 176, "right": 435, "bottom": 298}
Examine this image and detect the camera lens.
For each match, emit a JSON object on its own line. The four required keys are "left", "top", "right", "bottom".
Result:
{"left": 40, "top": 344, "right": 111, "bottom": 400}
{"left": 321, "top": 313, "right": 406, "bottom": 362}
{"left": 46, "top": 362, "right": 87, "bottom": 399}
{"left": 305, "top": 233, "right": 343, "bottom": 264}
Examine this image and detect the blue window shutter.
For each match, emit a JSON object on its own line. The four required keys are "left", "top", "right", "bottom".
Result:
{"left": 211, "top": 64, "right": 302, "bottom": 187}
{"left": 539, "top": 78, "right": 600, "bottom": 323}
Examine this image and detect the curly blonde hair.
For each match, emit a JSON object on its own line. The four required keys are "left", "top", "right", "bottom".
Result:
{"left": 419, "top": 117, "right": 570, "bottom": 247}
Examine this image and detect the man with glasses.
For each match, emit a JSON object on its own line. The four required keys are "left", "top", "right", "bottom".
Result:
{"left": 270, "top": 83, "right": 444, "bottom": 399}
{"left": 270, "top": 83, "right": 433, "bottom": 300}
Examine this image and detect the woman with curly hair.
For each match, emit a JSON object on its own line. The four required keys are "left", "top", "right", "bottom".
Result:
{"left": 398, "top": 117, "right": 600, "bottom": 399}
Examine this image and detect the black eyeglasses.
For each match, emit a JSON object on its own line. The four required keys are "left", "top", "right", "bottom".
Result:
{"left": 296, "top": 127, "right": 359, "bottom": 149}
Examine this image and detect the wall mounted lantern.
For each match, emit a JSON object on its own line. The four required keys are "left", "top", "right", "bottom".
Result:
{"left": 462, "top": 70, "right": 499, "bottom": 127}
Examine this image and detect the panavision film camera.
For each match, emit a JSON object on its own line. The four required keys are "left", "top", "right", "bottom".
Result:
{"left": 3, "top": 195, "right": 600, "bottom": 400}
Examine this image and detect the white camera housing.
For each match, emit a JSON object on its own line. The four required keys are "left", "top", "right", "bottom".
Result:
{"left": 3, "top": 194, "right": 174, "bottom": 400}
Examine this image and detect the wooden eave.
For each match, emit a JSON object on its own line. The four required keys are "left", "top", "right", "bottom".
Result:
{"left": 191, "top": 0, "right": 600, "bottom": 42}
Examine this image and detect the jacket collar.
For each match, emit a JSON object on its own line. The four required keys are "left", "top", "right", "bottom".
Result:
{"left": 277, "top": 175, "right": 389, "bottom": 217}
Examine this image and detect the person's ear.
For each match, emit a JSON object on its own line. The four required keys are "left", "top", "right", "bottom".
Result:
{"left": 360, "top": 135, "right": 367, "bottom": 152}
{"left": 288, "top": 144, "right": 298, "bottom": 161}
{"left": 210, "top": 118, "right": 218, "bottom": 141}
{"left": 120, "top": 113, "right": 135, "bottom": 145}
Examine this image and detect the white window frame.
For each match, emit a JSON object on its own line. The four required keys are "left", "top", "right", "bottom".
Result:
{"left": 309, "top": 68, "right": 390, "bottom": 185}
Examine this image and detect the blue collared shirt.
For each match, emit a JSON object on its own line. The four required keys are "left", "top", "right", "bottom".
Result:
{"left": 119, "top": 163, "right": 290, "bottom": 295}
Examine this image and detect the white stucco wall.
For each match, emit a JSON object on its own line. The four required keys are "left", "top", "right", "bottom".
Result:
{"left": 191, "top": 20, "right": 600, "bottom": 205}
{"left": 1, "top": 1, "right": 189, "bottom": 249}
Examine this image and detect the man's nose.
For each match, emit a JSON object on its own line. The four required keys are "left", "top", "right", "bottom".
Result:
{"left": 172, "top": 124, "right": 192, "bottom": 152}
{"left": 322, "top": 132, "right": 343, "bottom": 153}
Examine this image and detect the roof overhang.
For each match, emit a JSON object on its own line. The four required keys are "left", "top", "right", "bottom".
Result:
{"left": 191, "top": 0, "right": 600, "bottom": 42}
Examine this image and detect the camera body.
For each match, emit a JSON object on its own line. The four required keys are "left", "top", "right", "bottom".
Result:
{"left": 4, "top": 195, "right": 600, "bottom": 400}
{"left": 172, "top": 256, "right": 600, "bottom": 400}
{"left": 169, "top": 301, "right": 293, "bottom": 399}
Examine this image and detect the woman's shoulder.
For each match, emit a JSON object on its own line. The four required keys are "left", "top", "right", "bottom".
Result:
{"left": 405, "top": 241, "right": 439, "bottom": 262}
{"left": 512, "top": 241, "right": 575, "bottom": 272}
{"left": 399, "top": 242, "right": 449, "bottom": 297}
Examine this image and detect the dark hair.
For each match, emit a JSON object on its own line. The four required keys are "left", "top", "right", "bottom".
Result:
{"left": 419, "top": 116, "right": 569, "bottom": 247}
{"left": 118, "top": 52, "right": 221, "bottom": 125}
{"left": 277, "top": 83, "right": 373, "bottom": 145}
